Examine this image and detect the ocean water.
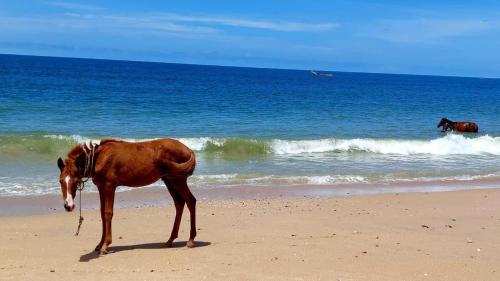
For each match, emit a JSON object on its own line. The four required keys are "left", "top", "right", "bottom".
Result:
{"left": 1, "top": 54, "right": 499, "bottom": 196}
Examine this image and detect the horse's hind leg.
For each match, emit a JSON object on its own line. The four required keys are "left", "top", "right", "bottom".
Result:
{"left": 162, "top": 177, "right": 185, "bottom": 248}
{"left": 172, "top": 177, "right": 197, "bottom": 248}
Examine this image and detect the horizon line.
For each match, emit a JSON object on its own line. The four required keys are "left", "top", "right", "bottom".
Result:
{"left": 0, "top": 52, "right": 497, "bottom": 80}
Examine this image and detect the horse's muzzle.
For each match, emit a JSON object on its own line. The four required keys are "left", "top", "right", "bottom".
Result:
{"left": 64, "top": 203, "right": 75, "bottom": 212}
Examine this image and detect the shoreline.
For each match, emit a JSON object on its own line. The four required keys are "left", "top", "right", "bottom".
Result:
{"left": 1, "top": 178, "right": 499, "bottom": 217}
{"left": 2, "top": 188, "right": 500, "bottom": 280}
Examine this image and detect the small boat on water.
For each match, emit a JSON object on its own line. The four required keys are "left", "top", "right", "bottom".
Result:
{"left": 310, "top": 70, "right": 333, "bottom": 77}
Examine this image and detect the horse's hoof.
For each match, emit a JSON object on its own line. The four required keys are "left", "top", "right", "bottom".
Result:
{"left": 165, "top": 241, "right": 173, "bottom": 248}
{"left": 95, "top": 242, "right": 104, "bottom": 252}
{"left": 186, "top": 240, "right": 195, "bottom": 248}
{"left": 99, "top": 249, "right": 114, "bottom": 255}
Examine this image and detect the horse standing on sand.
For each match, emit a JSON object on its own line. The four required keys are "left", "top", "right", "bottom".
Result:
{"left": 437, "top": 118, "right": 478, "bottom": 133}
{"left": 57, "top": 138, "right": 197, "bottom": 254}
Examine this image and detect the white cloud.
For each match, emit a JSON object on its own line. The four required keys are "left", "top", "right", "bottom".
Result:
{"left": 366, "top": 18, "right": 492, "bottom": 43}
{"left": 4, "top": 12, "right": 337, "bottom": 36}
{"left": 156, "top": 13, "right": 338, "bottom": 32}
{"left": 2, "top": 9, "right": 337, "bottom": 42}
{"left": 0, "top": 14, "right": 219, "bottom": 35}
{"left": 41, "top": 3, "right": 337, "bottom": 33}
{"left": 47, "top": 1, "right": 104, "bottom": 11}
{"left": 101, "top": 15, "right": 220, "bottom": 34}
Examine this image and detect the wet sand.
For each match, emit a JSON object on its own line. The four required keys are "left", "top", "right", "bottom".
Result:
{"left": 1, "top": 188, "right": 500, "bottom": 280}
{"left": 2, "top": 177, "right": 499, "bottom": 217}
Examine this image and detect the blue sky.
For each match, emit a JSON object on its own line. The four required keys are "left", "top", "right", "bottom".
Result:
{"left": 1, "top": 1, "right": 500, "bottom": 77}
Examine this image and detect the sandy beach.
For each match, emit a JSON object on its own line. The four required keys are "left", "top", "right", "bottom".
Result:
{"left": 1, "top": 188, "right": 500, "bottom": 280}
{"left": 2, "top": 2, "right": 500, "bottom": 280}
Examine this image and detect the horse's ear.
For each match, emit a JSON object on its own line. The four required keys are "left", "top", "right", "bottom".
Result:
{"left": 57, "top": 157, "right": 65, "bottom": 172}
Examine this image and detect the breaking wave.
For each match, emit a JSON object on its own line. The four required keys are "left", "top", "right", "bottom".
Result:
{"left": 1, "top": 134, "right": 499, "bottom": 160}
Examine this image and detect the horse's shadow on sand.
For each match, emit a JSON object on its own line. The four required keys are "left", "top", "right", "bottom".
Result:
{"left": 79, "top": 241, "right": 211, "bottom": 262}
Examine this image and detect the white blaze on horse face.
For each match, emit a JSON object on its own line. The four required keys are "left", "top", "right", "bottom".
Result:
{"left": 64, "top": 175, "right": 74, "bottom": 207}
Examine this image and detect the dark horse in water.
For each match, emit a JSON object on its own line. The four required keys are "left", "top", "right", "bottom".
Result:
{"left": 57, "top": 138, "right": 196, "bottom": 254}
{"left": 437, "top": 118, "right": 478, "bottom": 133}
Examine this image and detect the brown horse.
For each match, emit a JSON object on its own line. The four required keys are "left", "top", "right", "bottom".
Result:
{"left": 437, "top": 118, "right": 478, "bottom": 133}
{"left": 57, "top": 138, "right": 196, "bottom": 254}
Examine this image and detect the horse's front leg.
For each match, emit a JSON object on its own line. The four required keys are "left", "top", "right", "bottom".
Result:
{"left": 94, "top": 188, "right": 105, "bottom": 252}
{"left": 98, "top": 185, "right": 116, "bottom": 254}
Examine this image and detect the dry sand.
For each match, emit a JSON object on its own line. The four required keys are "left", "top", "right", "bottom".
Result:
{"left": 1, "top": 188, "right": 500, "bottom": 280}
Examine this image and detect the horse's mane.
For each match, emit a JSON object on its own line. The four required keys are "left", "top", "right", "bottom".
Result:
{"left": 66, "top": 144, "right": 84, "bottom": 161}
{"left": 65, "top": 139, "right": 121, "bottom": 161}
{"left": 64, "top": 142, "right": 101, "bottom": 176}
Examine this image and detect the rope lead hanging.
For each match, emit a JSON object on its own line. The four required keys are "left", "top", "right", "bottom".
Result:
{"left": 74, "top": 184, "right": 85, "bottom": 236}
{"left": 74, "top": 142, "right": 95, "bottom": 237}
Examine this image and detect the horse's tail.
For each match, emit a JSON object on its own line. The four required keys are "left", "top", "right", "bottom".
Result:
{"left": 166, "top": 150, "right": 196, "bottom": 177}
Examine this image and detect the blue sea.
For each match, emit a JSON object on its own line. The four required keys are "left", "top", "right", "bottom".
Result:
{"left": 1, "top": 54, "right": 499, "bottom": 196}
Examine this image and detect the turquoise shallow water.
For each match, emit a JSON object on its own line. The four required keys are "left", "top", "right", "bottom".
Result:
{"left": 0, "top": 54, "right": 499, "bottom": 196}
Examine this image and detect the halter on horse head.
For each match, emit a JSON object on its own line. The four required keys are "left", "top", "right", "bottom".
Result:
{"left": 57, "top": 142, "right": 97, "bottom": 212}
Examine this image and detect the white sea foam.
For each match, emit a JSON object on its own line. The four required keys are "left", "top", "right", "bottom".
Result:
{"left": 43, "top": 134, "right": 159, "bottom": 144}
{"left": 43, "top": 134, "right": 500, "bottom": 156}
{"left": 43, "top": 134, "right": 98, "bottom": 143}
{"left": 304, "top": 175, "right": 367, "bottom": 184}
{"left": 1, "top": 172, "right": 500, "bottom": 196}
{"left": 43, "top": 135, "right": 214, "bottom": 151}
{"left": 177, "top": 137, "right": 221, "bottom": 151}
{"left": 177, "top": 135, "right": 500, "bottom": 156}
{"left": 271, "top": 139, "right": 337, "bottom": 154}
{"left": 191, "top": 174, "right": 367, "bottom": 186}
{"left": 272, "top": 134, "right": 500, "bottom": 155}
{"left": 381, "top": 173, "right": 500, "bottom": 183}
